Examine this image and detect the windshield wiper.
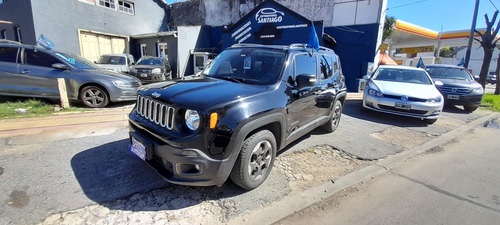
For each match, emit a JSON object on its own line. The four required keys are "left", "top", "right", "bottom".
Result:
{"left": 222, "top": 76, "right": 244, "bottom": 83}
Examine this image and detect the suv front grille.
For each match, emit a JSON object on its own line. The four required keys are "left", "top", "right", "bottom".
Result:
{"left": 438, "top": 87, "right": 471, "bottom": 95}
{"left": 136, "top": 96, "right": 175, "bottom": 130}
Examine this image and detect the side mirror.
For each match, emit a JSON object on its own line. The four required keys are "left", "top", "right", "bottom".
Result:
{"left": 296, "top": 74, "right": 316, "bottom": 89}
{"left": 362, "top": 74, "right": 371, "bottom": 80}
{"left": 52, "top": 63, "right": 69, "bottom": 70}
{"left": 434, "top": 80, "right": 444, "bottom": 86}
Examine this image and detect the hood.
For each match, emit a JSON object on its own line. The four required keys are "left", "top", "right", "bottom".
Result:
{"left": 431, "top": 78, "right": 477, "bottom": 87}
{"left": 139, "top": 78, "right": 267, "bottom": 110}
{"left": 97, "top": 64, "right": 128, "bottom": 71}
{"left": 372, "top": 80, "right": 441, "bottom": 99}
{"left": 75, "top": 68, "right": 140, "bottom": 82}
{"left": 132, "top": 65, "right": 162, "bottom": 69}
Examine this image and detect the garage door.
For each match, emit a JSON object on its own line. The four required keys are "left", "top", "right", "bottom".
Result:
{"left": 79, "top": 31, "right": 127, "bottom": 62}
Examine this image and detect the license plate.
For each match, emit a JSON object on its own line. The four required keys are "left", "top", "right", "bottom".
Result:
{"left": 395, "top": 102, "right": 411, "bottom": 110}
{"left": 129, "top": 137, "right": 146, "bottom": 161}
{"left": 140, "top": 73, "right": 148, "bottom": 77}
{"left": 447, "top": 95, "right": 459, "bottom": 100}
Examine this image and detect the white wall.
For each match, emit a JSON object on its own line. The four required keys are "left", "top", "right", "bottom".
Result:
{"left": 177, "top": 26, "right": 202, "bottom": 77}
{"left": 332, "top": 0, "right": 384, "bottom": 26}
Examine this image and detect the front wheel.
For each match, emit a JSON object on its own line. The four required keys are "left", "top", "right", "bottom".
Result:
{"left": 230, "top": 130, "right": 276, "bottom": 190}
{"left": 322, "top": 100, "right": 343, "bottom": 133}
{"left": 80, "top": 85, "right": 109, "bottom": 108}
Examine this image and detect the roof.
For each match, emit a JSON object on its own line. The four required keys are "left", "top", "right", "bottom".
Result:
{"left": 378, "top": 65, "right": 424, "bottom": 71}
{"left": 130, "top": 31, "right": 177, "bottom": 39}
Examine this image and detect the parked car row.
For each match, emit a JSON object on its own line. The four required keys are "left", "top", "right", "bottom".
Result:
{"left": 0, "top": 41, "right": 173, "bottom": 108}
{"left": 362, "top": 64, "right": 484, "bottom": 124}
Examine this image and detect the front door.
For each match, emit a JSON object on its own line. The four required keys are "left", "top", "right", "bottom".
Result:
{"left": 286, "top": 53, "right": 319, "bottom": 135}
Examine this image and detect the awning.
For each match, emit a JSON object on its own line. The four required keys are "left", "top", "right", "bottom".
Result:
{"left": 379, "top": 53, "right": 398, "bottom": 65}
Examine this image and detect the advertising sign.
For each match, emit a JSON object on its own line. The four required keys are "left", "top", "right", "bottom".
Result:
{"left": 222, "top": 0, "right": 322, "bottom": 49}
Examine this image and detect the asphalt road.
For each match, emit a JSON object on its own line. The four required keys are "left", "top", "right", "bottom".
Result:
{"left": 277, "top": 120, "right": 500, "bottom": 225}
{"left": 0, "top": 97, "right": 497, "bottom": 224}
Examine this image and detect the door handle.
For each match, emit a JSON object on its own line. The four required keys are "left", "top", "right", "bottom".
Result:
{"left": 21, "top": 69, "right": 29, "bottom": 74}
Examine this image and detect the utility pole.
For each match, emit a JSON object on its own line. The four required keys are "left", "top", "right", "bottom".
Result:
{"left": 464, "top": 0, "right": 480, "bottom": 68}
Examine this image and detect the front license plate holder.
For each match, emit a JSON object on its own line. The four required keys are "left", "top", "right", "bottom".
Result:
{"left": 130, "top": 137, "right": 147, "bottom": 161}
{"left": 447, "top": 94, "right": 459, "bottom": 100}
{"left": 395, "top": 102, "right": 411, "bottom": 110}
{"left": 140, "top": 73, "right": 148, "bottom": 78}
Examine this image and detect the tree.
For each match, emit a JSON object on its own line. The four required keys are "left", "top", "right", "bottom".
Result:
{"left": 439, "top": 47, "right": 456, "bottom": 58}
{"left": 474, "top": 11, "right": 500, "bottom": 89}
{"left": 383, "top": 16, "right": 396, "bottom": 42}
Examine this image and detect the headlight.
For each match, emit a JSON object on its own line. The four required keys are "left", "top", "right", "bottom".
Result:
{"left": 112, "top": 80, "right": 132, "bottom": 88}
{"left": 152, "top": 68, "right": 161, "bottom": 74}
{"left": 426, "top": 95, "right": 442, "bottom": 103}
{"left": 185, "top": 109, "right": 200, "bottom": 130}
{"left": 367, "top": 88, "right": 383, "bottom": 97}
{"left": 470, "top": 84, "right": 483, "bottom": 94}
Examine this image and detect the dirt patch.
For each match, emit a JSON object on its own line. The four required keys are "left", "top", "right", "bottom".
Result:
{"left": 370, "top": 127, "right": 433, "bottom": 150}
{"left": 274, "top": 145, "right": 373, "bottom": 192}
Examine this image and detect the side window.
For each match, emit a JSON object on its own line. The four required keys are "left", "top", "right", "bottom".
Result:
{"left": 319, "top": 54, "right": 333, "bottom": 79}
{"left": 294, "top": 53, "right": 316, "bottom": 78}
{"left": 24, "top": 49, "right": 61, "bottom": 68}
{"left": 0, "top": 47, "right": 19, "bottom": 63}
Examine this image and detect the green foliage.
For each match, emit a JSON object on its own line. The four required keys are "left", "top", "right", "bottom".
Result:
{"left": 439, "top": 47, "right": 456, "bottom": 58}
{"left": 383, "top": 16, "right": 396, "bottom": 42}
{"left": 0, "top": 99, "right": 81, "bottom": 119}
{"left": 482, "top": 94, "right": 500, "bottom": 111}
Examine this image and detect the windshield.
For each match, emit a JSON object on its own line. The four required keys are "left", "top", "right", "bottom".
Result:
{"left": 373, "top": 68, "right": 433, "bottom": 85}
{"left": 204, "top": 48, "right": 286, "bottom": 85}
{"left": 137, "top": 58, "right": 163, "bottom": 66}
{"left": 54, "top": 52, "right": 100, "bottom": 70}
{"left": 97, "top": 55, "right": 126, "bottom": 65}
{"left": 426, "top": 67, "right": 473, "bottom": 81}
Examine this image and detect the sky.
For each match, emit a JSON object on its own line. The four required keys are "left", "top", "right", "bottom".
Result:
{"left": 386, "top": 0, "right": 499, "bottom": 32}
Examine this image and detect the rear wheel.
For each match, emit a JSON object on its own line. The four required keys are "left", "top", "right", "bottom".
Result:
{"left": 230, "top": 130, "right": 276, "bottom": 190}
{"left": 80, "top": 85, "right": 109, "bottom": 108}
{"left": 322, "top": 100, "right": 342, "bottom": 133}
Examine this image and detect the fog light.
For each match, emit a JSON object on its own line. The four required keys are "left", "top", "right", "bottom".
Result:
{"left": 176, "top": 163, "right": 203, "bottom": 175}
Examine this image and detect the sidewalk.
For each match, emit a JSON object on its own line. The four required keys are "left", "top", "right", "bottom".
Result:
{"left": 0, "top": 92, "right": 363, "bottom": 139}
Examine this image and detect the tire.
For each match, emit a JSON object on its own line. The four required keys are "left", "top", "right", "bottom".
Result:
{"left": 322, "top": 100, "right": 343, "bottom": 133}
{"left": 230, "top": 130, "right": 277, "bottom": 190}
{"left": 80, "top": 85, "right": 109, "bottom": 108}
{"left": 425, "top": 118, "right": 437, "bottom": 124}
{"left": 463, "top": 105, "right": 478, "bottom": 112}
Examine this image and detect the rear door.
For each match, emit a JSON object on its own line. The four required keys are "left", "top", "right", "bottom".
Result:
{"left": 17, "top": 48, "right": 71, "bottom": 98}
{"left": 0, "top": 46, "right": 21, "bottom": 94}
{"left": 316, "top": 53, "right": 338, "bottom": 117}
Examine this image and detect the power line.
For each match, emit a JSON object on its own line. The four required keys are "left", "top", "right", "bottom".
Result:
{"left": 489, "top": 0, "right": 499, "bottom": 11}
{"left": 387, "top": 0, "right": 430, "bottom": 10}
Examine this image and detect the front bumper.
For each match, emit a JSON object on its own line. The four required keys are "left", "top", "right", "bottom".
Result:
{"left": 441, "top": 93, "right": 483, "bottom": 106}
{"left": 363, "top": 94, "right": 443, "bottom": 119}
{"left": 128, "top": 122, "right": 230, "bottom": 187}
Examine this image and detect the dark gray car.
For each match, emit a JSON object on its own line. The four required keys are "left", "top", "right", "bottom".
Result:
{"left": 0, "top": 41, "right": 141, "bottom": 108}
{"left": 425, "top": 64, "right": 483, "bottom": 112}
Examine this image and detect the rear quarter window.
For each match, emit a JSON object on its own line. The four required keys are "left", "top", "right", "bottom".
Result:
{"left": 0, "top": 47, "right": 19, "bottom": 63}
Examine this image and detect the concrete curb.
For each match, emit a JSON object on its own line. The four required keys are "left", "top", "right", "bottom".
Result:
{"left": 227, "top": 112, "right": 499, "bottom": 225}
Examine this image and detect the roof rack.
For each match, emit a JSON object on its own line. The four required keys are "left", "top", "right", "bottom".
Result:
{"left": 0, "top": 39, "right": 22, "bottom": 44}
{"left": 288, "top": 43, "right": 334, "bottom": 52}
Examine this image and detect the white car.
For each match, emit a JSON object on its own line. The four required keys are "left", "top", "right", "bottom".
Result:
{"left": 362, "top": 65, "right": 444, "bottom": 124}
{"left": 95, "top": 54, "right": 135, "bottom": 74}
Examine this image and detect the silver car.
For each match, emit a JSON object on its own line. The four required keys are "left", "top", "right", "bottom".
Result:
{"left": 362, "top": 65, "right": 444, "bottom": 124}
{"left": 0, "top": 41, "right": 141, "bottom": 108}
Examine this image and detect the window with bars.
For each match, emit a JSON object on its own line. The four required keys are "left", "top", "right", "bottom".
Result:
{"left": 118, "top": 0, "right": 134, "bottom": 15}
{"left": 98, "top": 0, "right": 115, "bottom": 9}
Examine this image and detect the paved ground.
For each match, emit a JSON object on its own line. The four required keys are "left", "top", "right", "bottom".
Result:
{"left": 276, "top": 120, "right": 500, "bottom": 225}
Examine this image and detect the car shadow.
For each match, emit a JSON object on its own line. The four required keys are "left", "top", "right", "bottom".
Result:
{"left": 70, "top": 139, "right": 266, "bottom": 211}
{"left": 341, "top": 99, "right": 430, "bottom": 127}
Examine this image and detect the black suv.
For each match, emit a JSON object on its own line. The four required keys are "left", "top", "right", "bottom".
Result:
{"left": 425, "top": 64, "right": 483, "bottom": 112}
{"left": 128, "top": 44, "right": 347, "bottom": 190}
